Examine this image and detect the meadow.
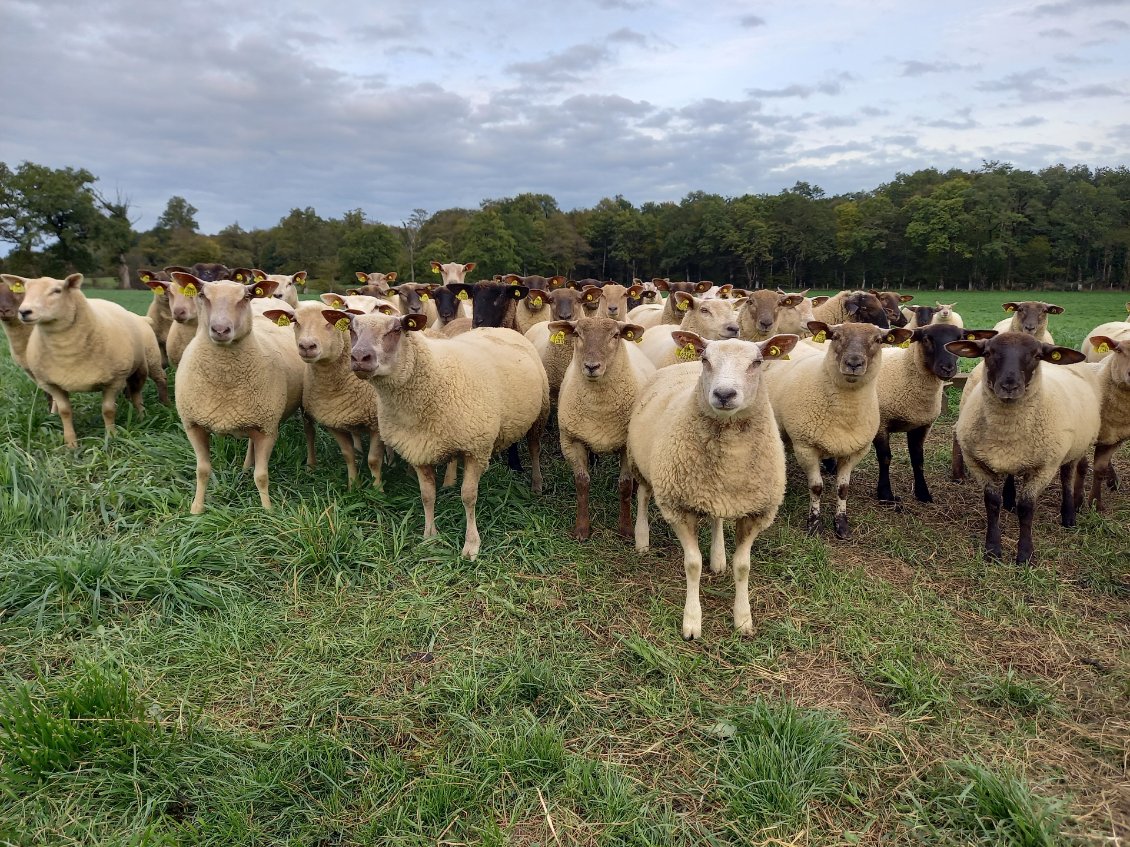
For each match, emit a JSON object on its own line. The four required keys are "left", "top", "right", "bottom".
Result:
{"left": 0, "top": 286, "right": 1126, "bottom": 846}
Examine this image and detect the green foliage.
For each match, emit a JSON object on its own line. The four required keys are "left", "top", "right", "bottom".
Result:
{"left": 338, "top": 222, "right": 401, "bottom": 279}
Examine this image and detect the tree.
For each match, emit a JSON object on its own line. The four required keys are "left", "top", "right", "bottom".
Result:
{"left": 400, "top": 208, "right": 428, "bottom": 281}
{"left": 155, "top": 196, "right": 199, "bottom": 233}
{"left": 339, "top": 224, "right": 401, "bottom": 278}
{"left": 460, "top": 210, "right": 519, "bottom": 278}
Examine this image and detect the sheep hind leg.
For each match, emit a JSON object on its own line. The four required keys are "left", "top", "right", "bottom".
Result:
{"left": 794, "top": 445, "right": 824, "bottom": 535}
{"left": 908, "top": 425, "right": 933, "bottom": 503}
{"left": 367, "top": 428, "right": 384, "bottom": 489}
{"left": 666, "top": 509, "right": 703, "bottom": 640}
{"left": 951, "top": 433, "right": 965, "bottom": 482}
{"left": 873, "top": 431, "right": 896, "bottom": 504}
{"left": 100, "top": 384, "right": 122, "bottom": 441}
{"left": 185, "top": 424, "right": 212, "bottom": 515}
{"left": 441, "top": 459, "right": 458, "bottom": 488}
{"left": 709, "top": 518, "right": 726, "bottom": 574}
{"left": 414, "top": 465, "right": 438, "bottom": 539}
{"left": 126, "top": 370, "right": 146, "bottom": 415}
{"left": 506, "top": 443, "right": 524, "bottom": 473}
{"left": 459, "top": 455, "right": 485, "bottom": 560}
{"left": 329, "top": 428, "right": 359, "bottom": 488}
{"left": 616, "top": 449, "right": 633, "bottom": 540}
{"left": 302, "top": 413, "right": 317, "bottom": 469}
{"left": 247, "top": 429, "right": 277, "bottom": 510}
{"left": 526, "top": 419, "right": 544, "bottom": 494}
{"left": 634, "top": 479, "right": 652, "bottom": 553}
{"left": 1089, "top": 443, "right": 1120, "bottom": 512}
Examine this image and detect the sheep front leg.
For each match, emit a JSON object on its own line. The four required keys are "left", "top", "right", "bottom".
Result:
{"left": 1059, "top": 462, "right": 1077, "bottom": 528}
{"left": 329, "top": 428, "right": 359, "bottom": 487}
{"left": 983, "top": 483, "right": 1003, "bottom": 561}
{"left": 460, "top": 454, "right": 485, "bottom": 560}
{"left": 833, "top": 451, "right": 866, "bottom": 540}
{"left": 634, "top": 479, "right": 652, "bottom": 553}
{"left": 951, "top": 434, "right": 965, "bottom": 482}
{"left": 302, "top": 412, "right": 317, "bottom": 469}
{"left": 873, "top": 430, "right": 895, "bottom": 503}
{"left": 731, "top": 514, "right": 767, "bottom": 635}
{"left": 527, "top": 420, "right": 544, "bottom": 495}
{"left": 415, "top": 465, "right": 438, "bottom": 538}
{"left": 616, "top": 449, "right": 633, "bottom": 540}
{"left": 709, "top": 518, "right": 726, "bottom": 574}
{"left": 666, "top": 508, "right": 703, "bottom": 640}
{"left": 1089, "top": 442, "right": 1120, "bottom": 512}
{"left": 367, "top": 428, "right": 384, "bottom": 489}
{"left": 561, "top": 434, "right": 592, "bottom": 540}
{"left": 907, "top": 425, "right": 933, "bottom": 503}
{"left": 1016, "top": 494, "right": 1037, "bottom": 565}
{"left": 185, "top": 424, "right": 212, "bottom": 515}
{"left": 247, "top": 429, "right": 277, "bottom": 510}
{"left": 100, "top": 384, "right": 120, "bottom": 439}
{"left": 48, "top": 387, "right": 77, "bottom": 448}
{"left": 794, "top": 444, "right": 824, "bottom": 535}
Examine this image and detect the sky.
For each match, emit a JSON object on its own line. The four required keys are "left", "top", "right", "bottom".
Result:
{"left": 2, "top": 0, "right": 1129, "bottom": 234}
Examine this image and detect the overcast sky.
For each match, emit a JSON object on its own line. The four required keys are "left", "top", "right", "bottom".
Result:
{"left": 3, "top": 0, "right": 1128, "bottom": 233}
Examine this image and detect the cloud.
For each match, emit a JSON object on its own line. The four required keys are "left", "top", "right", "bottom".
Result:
{"left": 1014, "top": 116, "right": 1048, "bottom": 126}
{"left": 1038, "top": 26, "right": 1073, "bottom": 35}
{"left": 1097, "top": 16, "right": 1130, "bottom": 26}
{"left": 606, "top": 27, "right": 648, "bottom": 45}
{"left": 1029, "top": 0, "right": 1128, "bottom": 16}
{"left": 900, "top": 60, "right": 979, "bottom": 77}
{"left": 504, "top": 44, "right": 614, "bottom": 85}
{"left": 592, "top": 0, "right": 648, "bottom": 8}
{"left": 923, "top": 108, "right": 978, "bottom": 130}
{"left": 975, "top": 66, "right": 1122, "bottom": 101}
{"left": 739, "top": 14, "right": 766, "bottom": 27}
{"left": 745, "top": 72, "right": 854, "bottom": 99}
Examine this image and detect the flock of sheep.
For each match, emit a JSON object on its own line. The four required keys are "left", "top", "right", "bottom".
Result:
{"left": 1, "top": 261, "right": 1128, "bottom": 639}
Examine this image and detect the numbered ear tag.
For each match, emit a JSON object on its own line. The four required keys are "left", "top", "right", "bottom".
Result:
{"left": 966, "top": 333, "right": 977, "bottom": 340}
{"left": 1050, "top": 351, "right": 1062, "bottom": 361}
{"left": 234, "top": 272, "right": 246, "bottom": 281}
{"left": 140, "top": 273, "right": 152, "bottom": 282}
{"left": 182, "top": 284, "right": 198, "bottom": 297}
{"left": 767, "top": 345, "right": 780, "bottom": 357}
{"left": 276, "top": 315, "right": 292, "bottom": 327}
{"left": 431, "top": 266, "right": 440, "bottom": 273}
{"left": 420, "top": 293, "right": 429, "bottom": 301}
{"left": 152, "top": 287, "right": 164, "bottom": 297}
{"left": 456, "top": 290, "right": 469, "bottom": 300}
{"left": 899, "top": 339, "right": 911, "bottom": 348}
{"left": 550, "top": 331, "right": 566, "bottom": 345}
{"left": 676, "top": 300, "right": 689, "bottom": 311}
{"left": 335, "top": 318, "right": 350, "bottom": 332}
{"left": 532, "top": 297, "right": 543, "bottom": 307}
{"left": 1095, "top": 342, "right": 1111, "bottom": 354}
{"left": 676, "top": 343, "right": 698, "bottom": 361}
{"left": 812, "top": 330, "right": 826, "bottom": 343}
{"left": 330, "top": 298, "right": 344, "bottom": 308}
{"left": 9, "top": 282, "right": 25, "bottom": 293}
{"left": 254, "top": 271, "right": 267, "bottom": 283}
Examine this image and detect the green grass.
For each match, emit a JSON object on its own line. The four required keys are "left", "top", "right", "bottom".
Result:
{"left": 0, "top": 288, "right": 1126, "bottom": 845}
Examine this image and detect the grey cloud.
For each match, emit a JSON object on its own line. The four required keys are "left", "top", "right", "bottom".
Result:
{"left": 606, "top": 27, "right": 648, "bottom": 45}
{"left": 860, "top": 106, "right": 890, "bottom": 117}
{"left": 923, "top": 108, "right": 978, "bottom": 130}
{"left": 1030, "top": 0, "right": 1127, "bottom": 16}
{"left": 593, "top": 0, "right": 649, "bottom": 8}
{"left": 817, "top": 115, "right": 862, "bottom": 128}
{"left": 900, "top": 60, "right": 979, "bottom": 77}
{"left": 1097, "top": 16, "right": 1130, "bottom": 26}
{"left": 505, "top": 44, "right": 614, "bottom": 84}
{"left": 746, "top": 72, "right": 854, "bottom": 99}
{"left": 1038, "top": 26, "right": 1073, "bottom": 35}
{"left": 973, "top": 66, "right": 1120, "bottom": 101}
{"left": 1014, "top": 116, "right": 1048, "bottom": 126}
{"left": 357, "top": 15, "right": 420, "bottom": 40}
{"left": 676, "top": 98, "right": 762, "bottom": 127}
{"left": 740, "top": 14, "right": 766, "bottom": 27}
{"left": 1053, "top": 51, "right": 1112, "bottom": 63}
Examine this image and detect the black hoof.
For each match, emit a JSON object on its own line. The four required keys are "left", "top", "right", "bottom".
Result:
{"left": 834, "top": 514, "right": 850, "bottom": 539}
{"left": 806, "top": 514, "right": 821, "bottom": 535}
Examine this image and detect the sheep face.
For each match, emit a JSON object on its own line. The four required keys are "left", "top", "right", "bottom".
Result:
{"left": 265, "top": 302, "right": 341, "bottom": 363}
{"left": 190, "top": 262, "right": 231, "bottom": 282}
{"left": 340, "top": 312, "right": 427, "bottom": 378}
{"left": 742, "top": 289, "right": 804, "bottom": 336}
{"left": 655, "top": 280, "right": 713, "bottom": 295}
{"left": 268, "top": 271, "right": 307, "bottom": 303}
{"left": 843, "top": 291, "right": 890, "bottom": 328}
{"left": 390, "top": 283, "right": 436, "bottom": 315}
{"left": 0, "top": 276, "right": 27, "bottom": 321}
{"left": 1089, "top": 336, "right": 1130, "bottom": 388}
{"left": 431, "top": 285, "right": 465, "bottom": 323}
{"left": 1001, "top": 301, "right": 1063, "bottom": 335}
{"left": 598, "top": 284, "right": 644, "bottom": 320}
{"left": 430, "top": 261, "right": 475, "bottom": 285}
{"left": 13, "top": 274, "right": 83, "bottom": 325}
{"left": 352, "top": 271, "right": 397, "bottom": 294}
{"left": 672, "top": 292, "right": 741, "bottom": 340}
{"left": 869, "top": 290, "right": 914, "bottom": 326}
{"left": 912, "top": 325, "right": 996, "bottom": 380}
{"left": 945, "top": 332, "right": 1085, "bottom": 402}
{"left": 549, "top": 316, "right": 643, "bottom": 380}
{"left": 676, "top": 333, "right": 798, "bottom": 418}
{"left": 182, "top": 276, "right": 279, "bottom": 346}
{"left": 808, "top": 321, "right": 911, "bottom": 382}
{"left": 505, "top": 274, "right": 567, "bottom": 290}
{"left": 548, "top": 288, "right": 586, "bottom": 321}
{"left": 465, "top": 281, "right": 529, "bottom": 328}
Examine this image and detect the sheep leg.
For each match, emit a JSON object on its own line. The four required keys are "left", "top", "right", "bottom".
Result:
{"left": 731, "top": 515, "right": 760, "bottom": 635}
{"left": 1016, "top": 495, "right": 1037, "bottom": 565}
{"left": 152, "top": 368, "right": 169, "bottom": 406}
{"left": 709, "top": 518, "right": 726, "bottom": 574}
{"left": 506, "top": 443, "right": 524, "bottom": 473}
{"left": 1072, "top": 457, "right": 1088, "bottom": 512}
{"left": 367, "top": 428, "right": 384, "bottom": 489}
{"left": 795, "top": 445, "right": 824, "bottom": 535}
{"left": 100, "top": 385, "right": 120, "bottom": 439}
{"left": 634, "top": 480, "right": 652, "bottom": 553}
{"left": 1089, "top": 442, "right": 1120, "bottom": 512}
{"left": 242, "top": 442, "right": 253, "bottom": 470}
{"left": 414, "top": 465, "right": 438, "bottom": 538}
{"left": 561, "top": 434, "right": 592, "bottom": 541}
{"left": 247, "top": 429, "right": 276, "bottom": 510}
{"left": 126, "top": 370, "right": 146, "bottom": 416}
{"left": 1058, "top": 463, "right": 1076, "bottom": 528}
{"left": 616, "top": 449, "right": 633, "bottom": 540}
{"left": 1107, "top": 462, "right": 1120, "bottom": 490}
{"left": 907, "top": 425, "right": 933, "bottom": 503}
{"left": 329, "top": 428, "right": 359, "bottom": 488}
{"left": 352, "top": 432, "right": 363, "bottom": 452}
{"left": 442, "top": 459, "right": 458, "bottom": 488}
{"left": 49, "top": 388, "right": 77, "bottom": 448}
{"left": 527, "top": 421, "right": 544, "bottom": 495}
{"left": 1002, "top": 475, "right": 1016, "bottom": 512}
{"left": 459, "top": 455, "right": 484, "bottom": 560}
{"left": 302, "top": 413, "right": 317, "bottom": 469}
{"left": 951, "top": 434, "right": 965, "bottom": 482}
{"left": 873, "top": 431, "right": 896, "bottom": 503}
{"left": 667, "top": 509, "right": 703, "bottom": 640}
{"left": 185, "top": 424, "right": 212, "bottom": 515}
{"left": 983, "top": 484, "right": 1004, "bottom": 561}
{"left": 833, "top": 454, "right": 862, "bottom": 539}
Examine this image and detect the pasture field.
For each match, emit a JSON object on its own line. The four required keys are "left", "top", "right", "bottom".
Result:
{"left": 0, "top": 288, "right": 1126, "bottom": 846}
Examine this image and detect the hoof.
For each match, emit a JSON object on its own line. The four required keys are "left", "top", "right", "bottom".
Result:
{"left": 571, "top": 527, "right": 591, "bottom": 542}
{"left": 806, "top": 514, "right": 821, "bottom": 536}
{"left": 914, "top": 490, "right": 934, "bottom": 504}
{"left": 834, "top": 514, "right": 850, "bottom": 539}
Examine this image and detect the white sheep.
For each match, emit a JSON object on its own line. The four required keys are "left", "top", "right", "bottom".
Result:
{"left": 2, "top": 273, "right": 168, "bottom": 448}
{"left": 550, "top": 316, "right": 655, "bottom": 540}
{"left": 991, "top": 301, "right": 1061, "bottom": 344}
{"left": 774, "top": 292, "right": 827, "bottom": 338}
{"left": 591, "top": 283, "right": 643, "bottom": 321}
{"left": 430, "top": 260, "right": 476, "bottom": 286}
{"left": 264, "top": 271, "right": 308, "bottom": 308}
{"left": 765, "top": 321, "right": 912, "bottom": 538}
{"left": 628, "top": 332, "right": 798, "bottom": 639}
{"left": 262, "top": 301, "right": 385, "bottom": 488}
{"left": 946, "top": 332, "right": 1100, "bottom": 564}
{"left": 1082, "top": 333, "right": 1130, "bottom": 510}
{"left": 139, "top": 269, "right": 174, "bottom": 366}
{"left": 351, "top": 271, "right": 399, "bottom": 298}
{"left": 338, "top": 309, "right": 550, "bottom": 560}
{"left": 637, "top": 293, "right": 741, "bottom": 369}
{"left": 1080, "top": 306, "right": 1130, "bottom": 361}
{"left": 931, "top": 302, "right": 963, "bottom": 328}
{"left": 171, "top": 274, "right": 314, "bottom": 513}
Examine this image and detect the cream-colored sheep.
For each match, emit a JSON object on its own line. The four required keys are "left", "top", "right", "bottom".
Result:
{"left": 1080, "top": 309, "right": 1130, "bottom": 361}
{"left": 351, "top": 271, "right": 398, "bottom": 297}
{"left": 774, "top": 292, "right": 826, "bottom": 338}
{"left": 172, "top": 274, "right": 314, "bottom": 513}
{"left": 947, "top": 333, "right": 1100, "bottom": 564}
{"left": 638, "top": 293, "right": 741, "bottom": 369}
{"left": 628, "top": 332, "right": 798, "bottom": 639}
{"left": 931, "top": 302, "right": 963, "bottom": 328}
{"left": 550, "top": 317, "right": 655, "bottom": 540}
{"left": 430, "top": 260, "right": 476, "bottom": 285}
{"left": 263, "top": 302, "right": 385, "bottom": 488}
{"left": 139, "top": 269, "right": 174, "bottom": 366}
{"left": 338, "top": 310, "right": 550, "bottom": 560}
{"left": 594, "top": 283, "right": 644, "bottom": 321}
{"left": 3, "top": 273, "right": 168, "bottom": 448}
{"left": 319, "top": 292, "right": 396, "bottom": 315}
{"left": 737, "top": 290, "right": 805, "bottom": 341}
{"left": 0, "top": 276, "right": 34, "bottom": 379}
{"left": 811, "top": 290, "right": 890, "bottom": 327}
{"left": 523, "top": 288, "right": 601, "bottom": 399}
{"left": 1082, "top": 333, "right": 1130, "bottom": 510}
{"left": 990, "top": 301, "right": 1061, "bottom": 344}
{"left": 765, "top": 321, "right": 912, "bottom": 538}
{"left": 264, "top": 271, "right": 308, "bottom": 308}
{"left": 874, "top": 325, "right": 996, "bottom": 504}
{"left": 628, "top": 281, "right": 713, "bottom": 329}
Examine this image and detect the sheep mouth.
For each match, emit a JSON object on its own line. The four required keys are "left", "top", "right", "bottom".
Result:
{"left": 17, "top": 314, "right": 40, "bottom": 324}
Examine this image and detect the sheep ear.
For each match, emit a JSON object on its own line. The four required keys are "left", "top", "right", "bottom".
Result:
{"left": 322, "top": 309, "right": 352, "bottom": 331}
{"left": 526, "top": 289, "right": 549, "bottom": 309}
{"left": 811, "top": 296, "right": 830, "bottom": 306}
{"left": 899, "top": 294, "right": 914, "bottom": 303}
{"left": 672, "top": 291, "right": 694, "bottom": 312}
{"left": 694, "top": 281, "right": 712, "bottom": 294}
{"left": 1041, "top": 344, "right": 1084, "bottom": 365}
{"left": 1002, "top": 302, "right": 1018, "bottom": 312}
{"left": 1044, "top": 303, "right": 1064, "bottom": 315}
{"left": 169, "top": 272, "right": 202, "bottom": 293}
{"left": 448, "top": 284, "right": 473, "bottom": 302}
{"left": 510, "top": 285, "right": 529, "bottom": 300}
{"left": 248, "top": 280, "right": 278, "bottom": 299}
{"left": 262, "top": 309, "right": 294, "bottom": 327}
{"left": 882, "top": 328, "right": 913, "bottom": 347}
{"left": 163, "top": 265, "right": 191, "bottom": 275}
{"left": 845, "top": 297, "right": 861, "bottom": 316}
{"left": 963, "top": 329, "right": 997, "bottom": 340}
{"left": 293, "top": 271, "right": 308, "bottom": 286}
{"left": 627, "top": 284, "right": 644, "bottom": 297}
{"left": 760, "top": 334, "right": 798, "bottom": 360}
{"left": 0, "top": 274, "right": 28, "bottom": 292}
{"left": 402, "top": 313, "right": 428, "bottom": 332}
{"left": 581, "top": 285, "right": 601, "bottom": 303}
{"left": 945, "top": 339, "right": 986, "bottom": 358}
{"left": 807, "top": 321, "right": 832, "bottom": 342}
{"left": 65, "top": 273, "right": 84, "bottom": 289}
{"left": 716, "top": 284, "right": 733, "bottom": 297}
{"left": 429, "top": 261, "right": 443, "bottom": 273}
{"left": 320, "top": 293, "right": 348, "bottom": 308}
{"left": 355, "top": 271, "right": 370, "bottom": 283}
{"left": 138, "top": 268, "right": 160, "bottom": 283}
{"left": 779, "top": 294, "right": 803, "bottom": 308}
{"left": 653, "top": 279, "right": 670, "bottom": 292}
{"left": 1088, "top": 335, "right": 1119, "bottom": 355}
{"left": 462, "top": 263, "right": 475, "bottom": 273}
{"left": 385, "top": 272, "right": 397, "bottom": 282}
{"left": 142, "top": 278, "right": 170, "bottom": 295}
{"left": 619, "top": 323, "right": 645, "bottom": 343}
{"left": 503, "top": 274, "right": 523, "bottom": 284}
{"left": 671, "top": 330, "right": 706, "bottom": 360}
{"left": 548, "top": 275, "right": 568, "bottom": 289}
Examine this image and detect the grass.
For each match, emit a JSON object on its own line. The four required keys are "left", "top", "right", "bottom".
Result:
{"left": 0, "top": 287, "right": 1126, "bottom": 845}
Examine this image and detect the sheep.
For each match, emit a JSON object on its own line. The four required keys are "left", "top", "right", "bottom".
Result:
{"left": 737, "top": 289, "right": 805, "bottom": 341}
{"left": 138, "top": 269, "right": 174, "bottom": 366}
{"left": 991, "top": 301, "right": 1061, "bottom": 344}
{"left": 352, "top": 270, "right": 398, "bottom": 297}
{"left": 868, "top": 289, "right": 914, "bottom": 327}
{"left": 503, "top": 273, "right": 567, "bottom": 293}
{"left": 594, "top": 283, "right": 645, "bottom": 321}
{"left": 765, "top": 321, "right": 912, "bottom": 538}
{"left": 874, "top": 325, "right": 997, "bottom": 504}
{"left": 336, "top": 309, "right": 550, "bottom": 560}
{"left": 388, "top": 282, "right": 440, "bottom": 326}
{"left": 524, "top": 287, "right": 599, "bottom": 398}
{"left": 447, "top": 280, "right": 530, "bottom": 331}
{"left": 3, "top": 273, "right": 168, "bottom": 448}
{"left": 774, "top": 291, "right": 827, "bottom": 338}
{"left": 638, "top": 293, "right": 741, "bottom": 369}
{"left": 262, "top": 302, "right": 385, "bottom": 488}
{"left": 946, "top": 332, "right": 1099, "bottom": 564}
{"left": 264, "top": 271, "right": 308, "bottom": 308}
{"left": 628, "top": 332, "right": 799, "bottom": 639}
{"left": 627, "top": 280, "right": 713, "bottom": 329}
{"left": 428, "top": 285, "right": 472, "bottom": 332}
{"left": 171, "top": 273, "right": 315, "bottom": 513}
{"left": 1083, "top": 334, "right": 1130, "bottom": 511}
{"left": 430, "top": 260, "right": 476, "bottom": 286}
{"left": 931, "top": 302, "right": 963, "bottom": 328}
{"left": 811, "top": 290, "right": 890, "bottom": 328}
{"left": 188, "top": 262, "right": 231, "bottom": 282}
{"left": 0, "top": 275, "right": 35, "bottom": 379}
{"left": 1080, "top": 307, "right": 1130, "bottom": 361}
{"left": 549, "top": 317, "right": 655, "bottom": 539}
{"left": 320, "top": 292, "right": 397, "bottom": 315}
{"left": 626, "top": 278, "right": 661, "bottom": 311}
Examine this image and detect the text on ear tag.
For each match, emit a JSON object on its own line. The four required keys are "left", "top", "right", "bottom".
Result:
{"left": 676, "top": 299, "right": 689, "bottom": 311}
{"left": 276, "top": 315, "right": 292, "bottom": 327}
{"left": 1096, "top": 342, "right": 1111, "bottom": 354}
{"left": 812, "top": 330, "right": 826, "bottom": 343}
{"left": 676, "top": 343, "right": 698, "bottom": 361}
{"left": 334, "top": 318, "right": 350, "bottom": 332}
{"left": 456, "top": 290, "right": 468, "bottom": 300}
{"left": 768, "top": 345, "right": 780, "bottom": 357}
{"left": 550, "top": 331, "right": 566, "bottom": 345}
{"left": 182, "top": 284, "right": 198, "bottom": 297}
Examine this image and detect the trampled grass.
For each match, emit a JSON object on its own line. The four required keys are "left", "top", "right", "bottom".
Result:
{"left": 0, "top": 288, "right": 1126, "bottom": 845}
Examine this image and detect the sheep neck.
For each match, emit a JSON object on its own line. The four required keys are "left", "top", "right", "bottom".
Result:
{"left": 34, "top": 294, "right": 107, "bottom": 356}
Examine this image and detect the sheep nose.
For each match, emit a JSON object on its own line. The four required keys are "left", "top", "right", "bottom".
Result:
{"left": 843, "top": 354, "right": 866, "bottom": 371}
{"left": 351, "top": 349, "right": 375, "bottom": 370}
{"left": 298, "top": 340, "right": 318, "bottom": 357}
{"left": 724, "top": 324, "right": 740, "bottom": 337}
{"left": 583, "top": 362, "right": 600, "bottom": 377}
{"left": 712, "top": 387, "right": 738, "bottom": 406}
{"left": 18, "top": 308, "right": 32, "bottom": 321}
{"left": 759, "top": 321, "right": 774, "bottom": 330}
{"left": 606, "top": 305, "right": 618, "bottom": 315}
{"left": 210, "top": 323, "right": 233, "bottom": 340}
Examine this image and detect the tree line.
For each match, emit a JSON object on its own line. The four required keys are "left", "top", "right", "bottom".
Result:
{"left": 2, "top": 159, "right": 1129, "bottom": 290}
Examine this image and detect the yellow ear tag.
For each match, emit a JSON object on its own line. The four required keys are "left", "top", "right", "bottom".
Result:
{"left": 1005, "top": 305, "right": 1015, "bottom": 311}
{"left": 550, "top": 331, "right": 566, "bottom": 345}
{"left": 152, "top": 287, "right": 164, "bottom": 297}
{"left": 255, "top": 287, "right": 267, "bottom": 297}
{"left": 899, "top": 339, "right": 911, "bottom": 349}
{"left": 10, "top": 282, "right": 25, "bottom": 293}
{"left": 1050, "top": 351, "right": 1062, "bottom": 361}
{"left": 966, "top": 334, "right": 976, "bottom": 340}
{"left": 234, "top": 272, "right": 245, "bottom": 281}
{"left": 768, "top": 345, "right": 780, "bottom": 357}
{"left": 331, "top": 298, "right": 344, "bottom": 308}
{"left": 676, "top": 299, "right": 689, "bottom": 311}
{"left": 420, "top": 293, "right": 429, "bottom": 301}
{"left": 254, "top": 272, "right": 266, "bottom": 283}
{"left": 677, "top": 343, "right": 698, "bottom": 361}
{"left": 276, "top": 315, "right": 291, "bottom": 327}
{"left": 335, "top": 318, "right": 350, "bottom": 332}
{"left": 431, "top": 266, "right": 440, "bottom": 274}
{"left": 182, "top": 284, "right": 197, "bottom": 297}
{"left": 295, "top": 277, "right": 305, "bottom": 286}
{"left": 813, "top": 330, "right": 826, "bottom": 343}
{"left": 140, "top": 273, "right": 152, "bottom": 282}
{"left": 456, "top": 290, "right": 469, "bottom": 300}
{"left": 1096, "top": 342, "right": 1111, "bottom": 354}
{"left": 532, "top": 297, "right": 543, "bottom": 307}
